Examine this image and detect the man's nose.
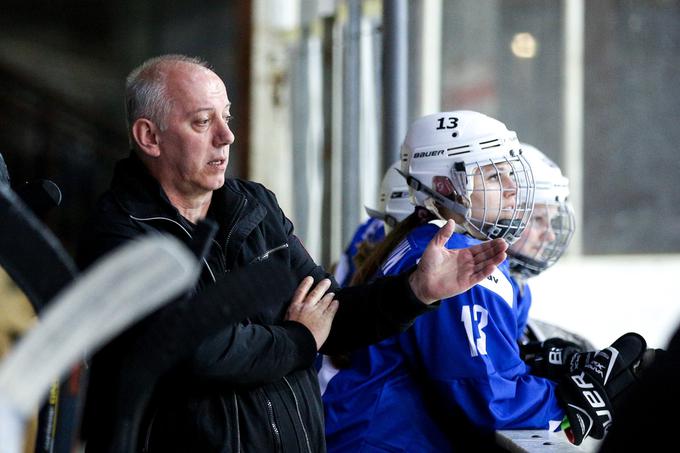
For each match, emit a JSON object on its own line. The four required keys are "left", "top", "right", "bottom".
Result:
{"left": 214, "top": 120, "right": 235, "bottom": 147}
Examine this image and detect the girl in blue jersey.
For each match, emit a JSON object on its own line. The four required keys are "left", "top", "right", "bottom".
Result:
{"left": 322, "top": 111, "right": 567, "bottom": 452}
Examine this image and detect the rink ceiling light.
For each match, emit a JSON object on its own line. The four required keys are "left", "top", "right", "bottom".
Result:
{"left": 511, "top": 32, "right": 538, "bottom": 59}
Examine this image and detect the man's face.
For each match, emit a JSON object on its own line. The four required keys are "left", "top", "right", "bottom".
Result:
{"left": 155, "top": 63, "right": 234, "bottom": 198}
{"left": 470, "top": 162, "right": 518, "bottom": 222}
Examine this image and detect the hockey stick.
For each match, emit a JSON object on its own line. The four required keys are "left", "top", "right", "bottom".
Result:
{"left": 0, "top": 234, "right": 200, "bottom": 453}
{"left": 0, "top": 184, "right": 78, "bottom": 313}
{"left": 15, "top": 179, "right": 62, "bottom": 221}
{"left": 0, "top": 179, "right": 80, "bottom": 452}
{"left": 0, "top": 153, "right": 9, "bottom": 187}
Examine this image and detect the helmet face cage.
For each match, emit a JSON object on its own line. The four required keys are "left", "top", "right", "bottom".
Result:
{"left": 508, "top": 200, "right": 575, "bottom": 278}
{"left": 508, "top": 143, "right": 575, "bottom": 278}
{"left": 401, "top": 110, "right": 535, "bottom": 243}
{"left": 464, "top": 152, "right": 534, "bottom": 243}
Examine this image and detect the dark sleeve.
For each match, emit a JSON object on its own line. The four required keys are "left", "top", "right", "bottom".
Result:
{"left": 187, "top": 188, "right": 319, "bottom": 384}
{"left": 321, "top": 269, "right": 438, "bottom": 355}
{"left": 191, "top": 184, "right": 433, "bottom": 383}
{"left": 191, "top": 321, "right": 317, "bottom": 385}
{"left": 280, "top": 201, "right": 438, "bottom": 356}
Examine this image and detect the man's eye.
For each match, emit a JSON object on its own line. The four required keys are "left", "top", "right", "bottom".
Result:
{"left": 223, "top": 115, "right": 233, "bottom": 124}
{"left": 197, "top": 118, "right": 209, "bottom": 126}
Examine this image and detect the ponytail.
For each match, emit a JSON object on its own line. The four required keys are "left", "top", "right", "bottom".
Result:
{"left": 350, "top": 207, "right": 435, "bottom": 286}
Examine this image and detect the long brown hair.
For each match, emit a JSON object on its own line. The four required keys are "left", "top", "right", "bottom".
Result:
{"left": 350, "top": 207, "right": 435, "bottom": 286}
{"left": 329, "top": 207, "right": 435, "bottom": 370}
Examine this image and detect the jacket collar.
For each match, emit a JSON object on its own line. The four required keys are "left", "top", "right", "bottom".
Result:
{"left": 109, "top": 152, "right": 183, "bottom": 222}
{"left": 109, "top": 152, "right": 258, "bottom": 233}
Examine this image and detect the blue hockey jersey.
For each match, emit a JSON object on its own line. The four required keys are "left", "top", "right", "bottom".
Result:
{"left": 333, "top": 217, "right": 385, "bottom": 287}
{"left": 322, "top": 222, "right": 564, "bottom": 452}
{"left": 515, "top": 279, "right": 532, "bottom": 341}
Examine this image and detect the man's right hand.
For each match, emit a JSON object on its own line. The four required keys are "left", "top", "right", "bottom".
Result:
{"left": 285, "top": 277, "right": 339, "bottom": 350}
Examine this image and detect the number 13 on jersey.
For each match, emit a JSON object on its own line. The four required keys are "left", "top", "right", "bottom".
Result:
{"left": 461, "top": 304, "right": 488, "bottom": 357}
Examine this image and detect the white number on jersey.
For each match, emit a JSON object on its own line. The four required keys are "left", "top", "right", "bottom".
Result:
{"left": 461, "top": 304, "right": 489, "bottom": 357}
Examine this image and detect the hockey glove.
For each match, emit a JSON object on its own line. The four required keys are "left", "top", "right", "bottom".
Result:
{"left": 557, "top": 332, "right": 646, "bottom": 445}
{"left": 520, "top": 337, "right": 588, "bottom": 381}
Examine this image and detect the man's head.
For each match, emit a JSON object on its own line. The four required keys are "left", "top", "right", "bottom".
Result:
{"left": 400, "top": 110, "right": 534, "bottom": 243}
{"left": 125, "top": 55, "right": 207, "bottom": 140}
{"left": 126, "top": 55, "right": 234, "bottom": 201}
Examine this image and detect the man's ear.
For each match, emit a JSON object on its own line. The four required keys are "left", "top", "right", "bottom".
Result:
{"left": 131, "top": 119, "right": 161, "bottom": 158}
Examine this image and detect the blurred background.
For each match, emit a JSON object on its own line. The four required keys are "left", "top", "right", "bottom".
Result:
{"left": 1, "top": 0, "right": 679, "bottom": 348}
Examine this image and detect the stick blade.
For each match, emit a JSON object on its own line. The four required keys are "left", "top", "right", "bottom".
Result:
{"left": 0, "top": 234, "right": 199, "bottom": 416}
{"left": 0, "top": 185, "right": 77, "bottom": 312}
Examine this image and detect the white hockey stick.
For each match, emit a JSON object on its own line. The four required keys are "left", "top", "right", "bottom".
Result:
{"left": 0, "top": 234, "right": 199, "bottom": 453}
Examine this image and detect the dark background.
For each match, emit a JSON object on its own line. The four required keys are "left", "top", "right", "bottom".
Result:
{"left": 0, "top": 0, "right": 253, "bottom": 253}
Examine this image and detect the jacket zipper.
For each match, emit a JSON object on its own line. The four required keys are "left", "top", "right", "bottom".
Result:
{"left": 232, "top": 394, "right": 241, "bottom": 453}
{"left": 142, "top": 407, "right": 158, "bottom": 452}
{"left": 283, "top": 377, "right": 312, "bottom": 453}
{"left": 265, "top": 394, "right": 282, "bottom": 452}
{"left": 211, "top": 239, "right": 227, "bottom": 273}
{"left": 223, "top": 197, "right": 247, "bottom": 270}
{"left": 250, "top": 243, "right": 289, "bottom": 264}
{"left": 130, "top": 215, "right": 216, "bottom": 282}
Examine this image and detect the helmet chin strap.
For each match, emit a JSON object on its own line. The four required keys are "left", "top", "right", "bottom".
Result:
{"left": 397, "top": 169, "right": 469, "bottom": 218}
{"left": 509, "top": 253, "right": 547, "bottom": 279}
{"left": 400, "top": 170, "right": 487, "bottom": 240}
{"left": 482, "top": 218, "right": 524, "bottom": 243}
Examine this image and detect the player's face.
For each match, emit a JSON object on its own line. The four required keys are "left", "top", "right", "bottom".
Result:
{"left": 155, "top": 63, "right": 235, "bottom": 198}
{"left": 513, "top": 203, "right": 558, "bottom": 258}
{"left": 470, "top": 162, "right": 518, "bottom": 222}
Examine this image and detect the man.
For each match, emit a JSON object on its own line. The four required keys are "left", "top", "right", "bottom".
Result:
{"left": 78, "top": 55, "right": 508, "bottom": 452}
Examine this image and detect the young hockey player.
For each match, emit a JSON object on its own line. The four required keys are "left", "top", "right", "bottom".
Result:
{"left": 321, "top": 111, "right": 648, "bottom": 450}
{"left": 505, "top": 143, "right": 580, "bottom": 345}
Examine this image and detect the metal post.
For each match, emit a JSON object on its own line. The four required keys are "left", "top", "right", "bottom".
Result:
{"left": 562, "top": 0, "right": 584, "bottom": 256}
{"left": 382, "top": 0, "right": 408, "bottom": 173}
{"left": 410, "top": 0, "right": 441, "bottom": 120}
{"left": 341, "top": 0, "right": 362, "bottom": 246}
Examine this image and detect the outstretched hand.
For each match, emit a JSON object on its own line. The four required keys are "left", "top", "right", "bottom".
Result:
{"left": 408, "top": 219, "right": 507, "bottom": 304}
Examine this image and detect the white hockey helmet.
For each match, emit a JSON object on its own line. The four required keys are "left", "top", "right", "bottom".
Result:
{"left": 508, "top": 143, "right": 575, "bottom": 278}
{"left": 365, "top": 160, "right": 414, "bottom": 232}
{"left": 400, "top": 110, "right": 534, "bottom": 242}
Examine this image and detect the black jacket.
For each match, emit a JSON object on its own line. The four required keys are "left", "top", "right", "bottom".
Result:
{"left": 79, "top": 154, "right": 435, "bottom": 453}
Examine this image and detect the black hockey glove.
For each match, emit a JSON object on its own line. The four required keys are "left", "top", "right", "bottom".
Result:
{"left": 520, "top": 337, "right": 589, "bottom": 381}
{"left": 557, "top": 332, "right": 647, "bottom": 446}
